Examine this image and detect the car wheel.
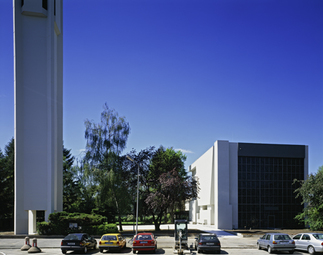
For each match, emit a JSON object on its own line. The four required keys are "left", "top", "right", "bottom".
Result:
{"left": 308, "top": 246, "right": 315, "bottom": 255}
{"left": 197, "top": 248, "right": 201, "bottom": 253}
{"left": 257, "top": 243, "right": 261, "bottom": 250}
{"left": 289, "top": 250, "right": 294, "bottom": 254}
{"left": 99, "top": 248, "right": 103, "bottom": 253}
{"left": 83, "top": 246, "right": 88, "bottom": 254}
{"left": 267, "top": 246, "right": 272, "bottom": 254}
{"left": 133, "top": 249, "right": 136, "bottom": 254}
{"left": 61, "top": 250, "right": 66, "bottom": 254}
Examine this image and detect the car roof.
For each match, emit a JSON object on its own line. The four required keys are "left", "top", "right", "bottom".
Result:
{"left": 266, "top": 233, "right": 289, "bottom": 235}
{"left": 200, "top": 233, "right": 217, "bottom": 236}
{"left": 136, "top": 232, "right": 153, "bottom": 235}
{"left": 295, "top": 233, "right": 323, "bottom": 235}
{"left": 102, "top": 233, "right": 120, "bottom": 236}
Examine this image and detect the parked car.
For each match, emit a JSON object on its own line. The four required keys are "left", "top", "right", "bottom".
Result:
{"left": 132, "top": 232, "right": 157, "bottom": 253}
{"left": 257, "top": 233, "right": 295, "bottom": 254}
{"left": 99, "top": 233, "right": 126, "bottom": 253}
{"left": 61, "top": 233, "right": 97, "bottom": 254}
{"left": 194, "top": 233, "right": 221, "bottom": 254}
{"left": 293, "top": 233, "right": 323, "bottom": 254}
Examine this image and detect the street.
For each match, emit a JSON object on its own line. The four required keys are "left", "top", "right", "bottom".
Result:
{"left": 0, "top": 236, "right": 310, "bottom": 255}
{"left": 0, "top": 248, "right": 311, "bottom": 255}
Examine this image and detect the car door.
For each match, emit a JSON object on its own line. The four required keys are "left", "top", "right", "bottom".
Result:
{"left": 293, "top": 234, "right": 302, "bottom": 250}
{"left": 259, "top": 234, "right": 267, "bottom": 248}
{"left": 299, "top": 234, "right": 311, "bottom": 251}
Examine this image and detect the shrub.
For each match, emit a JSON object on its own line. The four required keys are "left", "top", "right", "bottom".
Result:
{"left": 36, "top": 211, "right": 116, "bottom": 236}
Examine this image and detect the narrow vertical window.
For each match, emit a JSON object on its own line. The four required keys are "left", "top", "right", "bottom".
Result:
{"left": 42, "top": 0, "right": 47, "bottom": 10}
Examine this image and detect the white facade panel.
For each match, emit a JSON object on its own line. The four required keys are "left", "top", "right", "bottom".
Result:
{"left": 14, "top": 0, "right": 63, "bottom": 234}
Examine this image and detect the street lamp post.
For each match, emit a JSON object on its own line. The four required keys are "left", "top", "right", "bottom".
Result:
{"left": 126, "top": 155, "right": 140, "bottom": 235}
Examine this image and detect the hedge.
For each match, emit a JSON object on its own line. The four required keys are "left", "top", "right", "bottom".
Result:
{"left": 37, "top": 211, "right": 118, "bottom": 235}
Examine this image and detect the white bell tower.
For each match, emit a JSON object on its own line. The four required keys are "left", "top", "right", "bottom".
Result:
{"left": 13, "top": 0, "right": 63, "bottom": 235}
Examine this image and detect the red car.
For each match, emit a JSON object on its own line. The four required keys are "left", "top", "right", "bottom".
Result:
{"left": 132, "top": 233, "right": 157, "bottom": 253}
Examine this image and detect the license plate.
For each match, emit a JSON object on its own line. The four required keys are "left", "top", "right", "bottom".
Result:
{"left": 140, "top": 241, "right": 147, "bottom": 243}
{"left": 105, "top": 242, "right": 113, "bottom": 244}
{"left": 67, "top": 243, "right": 75, "bottom": 245}
{"left": 206, "top": 243, "right": 214, "bottom": 245}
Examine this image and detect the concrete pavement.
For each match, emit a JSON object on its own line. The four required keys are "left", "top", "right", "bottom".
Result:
{"left": 0, "top": 224, "right": 263, "bottom": 255}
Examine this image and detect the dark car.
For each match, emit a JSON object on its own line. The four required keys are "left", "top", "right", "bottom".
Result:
{"left": 61, "top": 233, "right": 97, "bottom": 254}
{"left": 132, "top": 232, "right": 157, "bottom": 253}
{"left": 195, "top": 233, "right": 221, "bottom": 254}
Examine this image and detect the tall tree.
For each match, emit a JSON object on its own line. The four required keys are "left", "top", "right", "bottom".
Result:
{"left": 144, "top": 146, "right": 199, "bottom": 231}
{"left": 63, "top": 147, "right": 84, "bottom": 212}
{"left": 294, "top": 166, "right": 323, "bottom": 230}
{"left": 84, "top": 104, "right": 130, "bottom": 230}
{"left": 0, "top": 138, "right": 14, "bottom": 230}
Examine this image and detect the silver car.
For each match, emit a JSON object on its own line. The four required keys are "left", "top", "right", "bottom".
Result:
{"left": 257, "top": 233, "right": 295, "bottom": 254}
{"left": 293, "top": 233, "right": 323, "bottom": 254}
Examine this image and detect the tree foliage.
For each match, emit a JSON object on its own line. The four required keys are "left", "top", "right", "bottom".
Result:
{"left": 294, "top": 166, "right": 323, "bottom": 230}
{"left": 84, "top": 104, "right": 131, "bottom": 230}
{"left": 0, "top": 138, "right": 14, "bottom": 230}
{"left": 141, "top": 146, "right": 199, "bottom": 230}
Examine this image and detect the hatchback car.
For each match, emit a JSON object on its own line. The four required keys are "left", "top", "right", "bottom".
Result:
{"left": 61, "top": 233, "right": 97, "bottom": 254}
{"left": 132, "top": 232, "right": 157, "bottom": 253}
{"left": 195, "top": 233, "right": 221, "bottom": 254}
{"left": 99, "top": 233, "right": 126, "bottom": 253}
{"left": 293, "top": 233, "right": 323, "bottom": 254}
{"left": 257, "top": 233, "right": 295, "bottom": 254}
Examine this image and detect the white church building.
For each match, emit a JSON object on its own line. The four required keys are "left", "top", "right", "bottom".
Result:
{"left": 187, "top": 140, "right": 308, "bottom": 230}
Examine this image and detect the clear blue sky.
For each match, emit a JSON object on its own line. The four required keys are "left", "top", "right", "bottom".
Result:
{"left": 1, "top": 0, "right": 322, "bottom": 174}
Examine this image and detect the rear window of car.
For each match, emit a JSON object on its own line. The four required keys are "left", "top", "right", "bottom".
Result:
{"left": 313, "top": 234, "right": 323, "bottom": 240}
{"left": 65, "top": 234, "right": 82, "bottom": 241}
{"left": 102, "top": 236, "right": 117, "bottom": 241}
{"left": 200, "top": 236, "right": 218, "bottom": 241}
{"left": 135, "top": 235, "right": 152, "bottom": 240}
{"left": 274, "top": 235, "right": 291, "bottom": 240}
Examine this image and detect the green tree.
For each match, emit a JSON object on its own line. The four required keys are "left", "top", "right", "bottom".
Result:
{"left": 84, "top": 104, "right": 130, "bottom": 230}
{"left": 63, "top": 147, "right": 84, "bottom": 212}
{"left": 0, "top": 138, "right": 14, "bottom": 230}
{"left": 143, "top": 146, "right": 199, "bottom": 231}
{"left": 294, "top": 166, "right": 323, "bottom": 230}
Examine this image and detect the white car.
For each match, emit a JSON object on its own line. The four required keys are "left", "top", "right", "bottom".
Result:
{"left": 293, "top": 233, "right": 323, "bottom": 255}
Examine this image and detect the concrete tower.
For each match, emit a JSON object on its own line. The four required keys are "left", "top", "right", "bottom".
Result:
{"left": 13, "top": 0, "right": 63, "bottom": 235}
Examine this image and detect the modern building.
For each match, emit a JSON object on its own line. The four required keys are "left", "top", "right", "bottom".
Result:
{"left": 187, "top": 140, "right": 308, "bottom": 229}
{"left": 14, "top": 0, "right": 63, "bottom": 235}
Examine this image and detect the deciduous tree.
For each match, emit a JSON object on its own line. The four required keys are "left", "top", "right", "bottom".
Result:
{"left": 144, "top": 146, "right": 199, "bottom": 231}
{"left": 294, "top": 166, "right": 323, "bottom": 230}
{"left": 84, "top": 104, "right": 130, "bottom": 230}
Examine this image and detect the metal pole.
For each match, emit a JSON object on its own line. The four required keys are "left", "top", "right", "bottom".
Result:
{"left": 136, "top": 163, "right": 139, "bottom": 235}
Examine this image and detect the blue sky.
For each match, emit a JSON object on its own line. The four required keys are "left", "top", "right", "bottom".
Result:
{"left": 1, "top": 0, "right": 322, "bottom": 174}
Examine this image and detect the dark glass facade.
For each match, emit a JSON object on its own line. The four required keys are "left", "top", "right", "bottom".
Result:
{"left": 238, "top": 156, "right": 304, "bottom": 229}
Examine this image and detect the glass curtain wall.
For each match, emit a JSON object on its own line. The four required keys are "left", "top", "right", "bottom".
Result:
{"left": 238, "top": 157, "right": 304, "bottom": 229}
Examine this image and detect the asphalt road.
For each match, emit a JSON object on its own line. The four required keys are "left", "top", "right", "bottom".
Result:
{"left": 0, "top": 236, "right": 310, "bottom": 255}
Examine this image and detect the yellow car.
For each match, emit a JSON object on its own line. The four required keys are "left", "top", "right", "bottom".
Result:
{"left": 99, "top": 233, "right": 126, "bottom": 253}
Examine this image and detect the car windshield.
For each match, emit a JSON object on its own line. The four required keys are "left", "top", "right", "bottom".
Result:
{"left": 65, "top": 234, "right": 82, "bottom": 241}
{"left": 313, "top": 234, "right": 323, "bottom": 240}
{"left": 102, "top": 236, "right": 117, "bottom": 241}
{"left": 201, "top": 236, "right": 218, "bottom": 241}
{"left": 135, "top": 235, "right": 152, "bottom": 240}
{"left": 274, "top": 235, "right": 291, "bottom": 240}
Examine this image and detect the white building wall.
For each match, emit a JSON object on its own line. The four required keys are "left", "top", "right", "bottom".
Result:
{"left": 189, "top": 146, "right": 214, "bottom": 225}
{"left": 14, "top": 0, "right": 63, "bottom": 235}
{"left": 214, "top": 141, "right": 232, "bottom": 229}
{"left": 229, "top": 143, "right": 238, "bottom": 229}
